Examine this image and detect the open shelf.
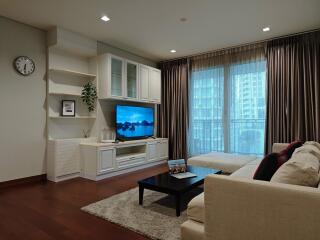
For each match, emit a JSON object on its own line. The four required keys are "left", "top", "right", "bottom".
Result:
{"left": 49, "top": 68, "right": 96, "bottom": 78}
{"left": 49, "top": 116, "right": 96, "bottom": 119}
{"left": 115, "top": 145, "right": 147, "bottom": 161}
{"left": 49, "top": 92, "right": 82, "bottom": 97}
{"left": 116, "top": 152, "right": 146, "bottom": 161}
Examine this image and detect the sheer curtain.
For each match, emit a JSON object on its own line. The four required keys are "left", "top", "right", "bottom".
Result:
{"left": 188, "top": 44, "right": 266, "bottom": 156}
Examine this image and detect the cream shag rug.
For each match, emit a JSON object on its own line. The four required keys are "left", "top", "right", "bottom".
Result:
{"left": 81, "top": 187, "right": 202, "bottom": 240}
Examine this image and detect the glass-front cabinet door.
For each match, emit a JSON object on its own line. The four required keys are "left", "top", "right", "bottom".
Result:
{"left": 110, "top": 56, "right": 123, "bottom": 97}
{"left": 126, "top": 61, "right": 138, "bottom": 99}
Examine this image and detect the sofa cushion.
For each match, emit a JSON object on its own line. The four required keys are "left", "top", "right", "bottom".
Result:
{"left": 253, "top": 140, "right": 303, "bottom": 181}
{"left": 230, "top": 159, "right": 261, "bottom": 179}
{"left": 188, "top": 152, "right": 259, "bottom": 173}
{"left": 187, "top": 192, "right": 204, "bottom": 223}
{"left": 272, "top": 143, "right": 289, "bottom": 153}
{"left": 271, "top": 144, "right": 320, "bottom": 187}
{"left": 181, "top": 220, "right": 204, "bottom": 240}
{"left": 302, "top": 141, "right": 320, "bottom": 154}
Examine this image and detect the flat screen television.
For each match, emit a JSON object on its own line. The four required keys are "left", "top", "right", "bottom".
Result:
{"left": 115, "top": 105, "right": 154, "bottom": 140}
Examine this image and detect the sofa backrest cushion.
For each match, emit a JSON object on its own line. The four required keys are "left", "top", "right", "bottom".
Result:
{"left": 253, "top": 140, "right": 303, "bottom": 181}
{"left": 272, "top": 143, "right": 289, "bottom": 153}
{"left": 270, "top": 144, "right": 320, "bottom": 187}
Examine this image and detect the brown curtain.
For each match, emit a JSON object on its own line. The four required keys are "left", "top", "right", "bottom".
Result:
{"left": 158, "top": 59, "right": 189, "bottom": 160}
{"left": 265, "top": 31, "right": 320, "bottom": 153}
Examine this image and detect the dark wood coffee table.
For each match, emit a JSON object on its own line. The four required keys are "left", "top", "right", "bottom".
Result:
{"left": 138, "top": 166, "right": 221, "bottom": 216}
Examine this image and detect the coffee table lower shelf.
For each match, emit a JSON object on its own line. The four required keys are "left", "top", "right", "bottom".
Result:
{"left": 138, "top": 184, "right": 185, "bottom": 216}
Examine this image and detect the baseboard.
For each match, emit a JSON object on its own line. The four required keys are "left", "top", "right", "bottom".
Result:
{"left": 0, "top": 174, "right": 47, "bottom": 189}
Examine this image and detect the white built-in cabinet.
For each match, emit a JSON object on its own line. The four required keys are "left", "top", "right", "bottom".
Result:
{"left": 98, "top": 54, "right": 161, "bottom": 104}
{"left": 46, "top": 27, "right": 98, "bottom": 182}
{"left": 81, "top": 139, "right": 168, "bottom": 181}
{"left": 147, "top": 139, "right": 169, "bottom": 162}
{"left": 126, "top": 60, "right": 139, "bottom": 99}
{"left": 46, "top": 28, "right": 164, "bottom": 183}
{"left": 98, "top": 148, "right": 116, "bottom": 174}
{"left": 139, "top": 65, "right": 161, "bottom": 103}
{"left": 149, "top": 68, "right": 161, "bottom": 103}
{"left": 139, "top": 65, "right": 150, "bottom": 101}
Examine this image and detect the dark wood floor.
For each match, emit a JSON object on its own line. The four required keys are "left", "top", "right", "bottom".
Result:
{"left": 0, "top": 164, "right": 168, "bottom": 240}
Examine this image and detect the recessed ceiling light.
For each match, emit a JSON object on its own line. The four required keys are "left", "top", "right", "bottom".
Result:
{"left": 100, "top": 15, "right": 110, "bottom": 22}
{"left": 170, "top": 49, "right": 177, "bottom": 53}
{"left": 263, "top": 27, "right": 270, "bottom": 32}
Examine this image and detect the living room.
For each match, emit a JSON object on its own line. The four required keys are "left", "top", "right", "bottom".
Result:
{"left": 0, "top": 1, "right": 320, "bottom": 240}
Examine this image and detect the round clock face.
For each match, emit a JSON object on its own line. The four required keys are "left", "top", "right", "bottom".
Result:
{"left": 14, "top": 56, "right": 35, "bottom": 76}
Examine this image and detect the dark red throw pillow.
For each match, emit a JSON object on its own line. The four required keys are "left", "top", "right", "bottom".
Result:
{"left": 253, "top": 140, "right": 303, "bottom": 181}
{"left": 253, "top": 153, "right": 280, "bottom": 181}
{"left": 284, "top": 140, "right": 303, "bottom": 158}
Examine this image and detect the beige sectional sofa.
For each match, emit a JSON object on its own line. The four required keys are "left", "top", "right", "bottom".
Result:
{"left": 187, "top": 151, "right": 261, "bottom": 174}
{"left": 182, "top": 143, "right": 320, "bottom": 240}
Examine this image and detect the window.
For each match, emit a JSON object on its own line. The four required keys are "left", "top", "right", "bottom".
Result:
{"left": 189, "top": 67, "right": 224, "bottom": 155}
{"left": 189, "top": 60, "right": 266, "bottom": 156}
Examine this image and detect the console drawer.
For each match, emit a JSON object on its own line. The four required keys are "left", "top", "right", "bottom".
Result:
{"left": 117, "top": 154, "right": 146, "bottom": 168}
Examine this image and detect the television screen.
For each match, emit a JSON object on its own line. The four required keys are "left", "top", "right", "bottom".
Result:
{"left": 116, "top": 105, "right": 154, "bottom": 140}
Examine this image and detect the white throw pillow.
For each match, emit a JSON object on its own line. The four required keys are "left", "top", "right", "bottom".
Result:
{"left": 297, "top": 141, "right": 320, "bottom": 158}
{"left": 271, "top": 145, "right": 320, "bottom": 187}
{"left": 304, "top": 141, "right": 320, "bottom": 151}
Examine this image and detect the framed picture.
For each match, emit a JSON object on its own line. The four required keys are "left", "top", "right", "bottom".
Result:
{"left": 61, "top": 100, "right": 75, "bottom": 117}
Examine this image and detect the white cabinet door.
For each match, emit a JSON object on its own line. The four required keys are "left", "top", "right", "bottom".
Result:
{"left": 159, "top": 141, "right": 169, "bottom": 159}
{"left": 109, "top": 55, "right": 124, "bottom": 97}
{"left": 98, "top": 148, "right": 115, "bottom": 174}
{"left": 148, "top": 142, "right": 158, "bottom": 162}
{"left": 139, "top": 65, "right": 149, "bottom": 101}
{"left": 125, "top": 60, "right": 138, "bottom": 99}
{"left": 149, "top": 68, "right": 161, "bottom": 103}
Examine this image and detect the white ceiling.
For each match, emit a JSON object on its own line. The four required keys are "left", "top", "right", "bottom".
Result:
{"left": 0, "top": 0, "right": 319, "bottom": 61}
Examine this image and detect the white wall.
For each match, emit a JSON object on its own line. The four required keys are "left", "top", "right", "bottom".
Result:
{"left": 0, "top": 17, "right": 46, "bottom": 182}
{"left": 0, "top": 17, "right": 158, "bottom": 182}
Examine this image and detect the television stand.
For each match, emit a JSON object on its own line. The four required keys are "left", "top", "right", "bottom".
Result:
{"left": 80, "top": 138, "right": 169, "bottom": 181}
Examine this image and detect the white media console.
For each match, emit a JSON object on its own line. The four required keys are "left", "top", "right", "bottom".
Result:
{"left": 81, "top": 138, "right": 168, "bottom": 181}
{"left": 47, "top": 138, "right": 168, "bottom": 182}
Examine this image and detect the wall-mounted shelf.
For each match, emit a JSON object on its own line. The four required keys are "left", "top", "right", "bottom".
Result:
{"left": 49, "top": 92, "right": 82, "bottom": 97}
{"left": 49, "top": 116, "right": 96, "bottom": 119}
{"left": 49, "top": 68, "right": 96, "bottom": 78}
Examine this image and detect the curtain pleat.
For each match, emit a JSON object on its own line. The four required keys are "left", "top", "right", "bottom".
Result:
{"left": 265, "top": 31, "right": 320, "bottom": 153}
{"left": 158, "top": 59, "right": 189, "bottom": 160}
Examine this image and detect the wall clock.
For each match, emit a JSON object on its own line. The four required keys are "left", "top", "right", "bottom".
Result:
{"left": 14, "top": 56, "right": 35, "bottom": 76}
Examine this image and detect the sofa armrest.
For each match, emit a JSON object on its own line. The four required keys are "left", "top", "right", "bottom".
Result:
{"left": 272, "top": 143, "right": 289, "bottom": 153}
{"left": 204, "top": 175, "right": 320, "bottom": 240}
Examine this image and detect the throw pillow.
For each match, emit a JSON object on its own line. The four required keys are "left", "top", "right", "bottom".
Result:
{"left": 284, "top": 140, "right": 304, "bottom": 158}
{"left": 253, "top": 153, "right": 279, "bottom": 181}
{"left": 271, "top": 145, "right": 320, "bottom": 187}
{"left": 253, "top": 140, "right": 303, "bottom": 181}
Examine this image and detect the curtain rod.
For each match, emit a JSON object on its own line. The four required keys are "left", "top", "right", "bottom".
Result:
{"left": 158, "top": 28, "right": 320, "bottom": 63}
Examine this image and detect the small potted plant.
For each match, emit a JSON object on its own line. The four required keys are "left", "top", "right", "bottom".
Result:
{"left": 81, "top": 82, "right": 97, "bottom": 112}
